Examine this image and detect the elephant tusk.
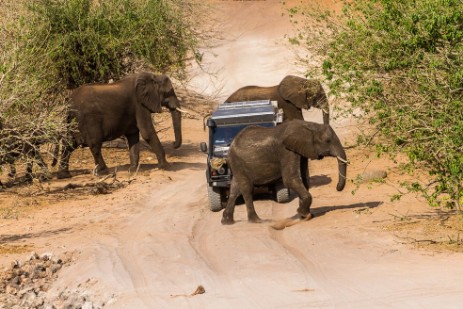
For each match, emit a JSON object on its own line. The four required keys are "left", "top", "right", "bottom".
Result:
{"left": 176, "top": 107, "right": 201, "bottom": 116}
{"left": 176, "top": 107, "right": 189, "bottom": 113}
{"left": 337, "top": 156, "right": 350, "bottom": 164}
{"left": 176, "top": 107, "right": 202, "bottom": 120}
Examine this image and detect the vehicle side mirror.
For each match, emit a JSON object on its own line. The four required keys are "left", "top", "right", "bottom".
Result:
{"left": 200, "top": 142, "right": 208, "bottom": 153}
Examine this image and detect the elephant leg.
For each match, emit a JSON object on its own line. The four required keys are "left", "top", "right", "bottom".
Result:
{"left": 238, "top": 178, "right": 261, "bottom": 223}
{"left": 89, "top": 142, "right": 108, "bottom": 175}
{"left": 34, "top": 152, "right": 49, "bottom": 181}
{"left": 222, "top": 181, "right": 241, "bottom": 225}
{"left": 286, "top": 177, "right": 313, "bottom": 218}
{"left": 8, "top": 163, "right": 16, "bottom": 179}
{"left": 139, "top": 126, "right": 168, "bottom": 169}
{"left": 243, "top": 187, "right": 262, "bottom": 223}
{"left": 125, "top": 132, "right": 140, "bottom": 170}
{"left": 24, "top": 161, "right": 33, "bottom": 182}
{"left": 57, "top": 138, "right": 78, "bottom": 179}
{"left": 300, "top": 158, "right": 309, "bottom": 190}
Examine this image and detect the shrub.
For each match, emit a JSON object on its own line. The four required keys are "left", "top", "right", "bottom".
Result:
{"left": 288, "top": 0, "right": 463, "bottom": 209}
{"left": 25, "top": 0, "right": 203, "bottom": 88}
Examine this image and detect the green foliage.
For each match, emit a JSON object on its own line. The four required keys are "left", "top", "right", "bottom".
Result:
{"left": 26, "top": 0, "right": 200, "bottom": 88}
{"left": 289, "top": 0, "right": 463, "bottom": 209}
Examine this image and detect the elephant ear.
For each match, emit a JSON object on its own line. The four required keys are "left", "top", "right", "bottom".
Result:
{"left": 155, "top": 75, "right": 178, "bottom": 109}
{"left": 135, "top": 72, "right": 162, "bottom": 113}
{"left": 279, "top": 75, "right": 310, "bottom": 109}
{"left": 282, "top": 120, "right": 318, "bottom": 159}
{"left": 305, "top": 80, "right": 326, "bottom": 109}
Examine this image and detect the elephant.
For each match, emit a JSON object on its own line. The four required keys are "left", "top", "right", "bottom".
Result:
{"left": 221, "top": 119, "right": 347, "bottom": 225}
{"left": 0, "top": 120, "right": 48, "bottom": 182}
{"left": 54, "top": 72, "right": 182, "bottom": 179}
{"left": 226, "top": 75, "right": 330, "bottom": 189}
{"left": 225, "top": 75, "right": 330, "bottom": 124}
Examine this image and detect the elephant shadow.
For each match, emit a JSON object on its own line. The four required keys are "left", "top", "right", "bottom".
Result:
{"left": 309, "top": 174, "right": 332, "bottom": 188}
{"left": 234, "top": 174, "right": 334, "bottom": 204}
{"left": 284, "top": 174, "right": 332, "bottom": 201}
{"left": 312, "top": 201, "right": 383, "bottom": 217}
{"left": 0, "top": 175, "right": 35, "bottom": 188}
{"left": 55, "top": 141, "right": 207, "bottom": 178}
{"left": 108, "top": 161, "right": 206, "bottom": 174}
{"left": 144, "top": 142, "right": 204, "bottom": 159}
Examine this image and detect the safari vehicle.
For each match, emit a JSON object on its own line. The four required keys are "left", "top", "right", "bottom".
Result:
{"left": 200, "top": 100, "right": 289, "bottom": 211}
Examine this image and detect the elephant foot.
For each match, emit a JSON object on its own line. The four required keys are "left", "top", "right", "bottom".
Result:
{"left": 158, "top": 161, "right": 171, "bottom": 170}
{"left": 93, "top": 167, "right": 110, "bottom": 177}
{"left": 221, "top": 215, "right": 235, "bottom": 225}
{"left": 36, "top": 172, "right": 50, "bottom": 182}
{"left": 57, "top": 170, "right": 72, "bottom": 179}
{"left": 24, "top": 175, "right": 33, "bottom": 183}
{"left": 297, "top": 208, "right": 312, "bottom": 218}
{"left": 271, "top": 213, "right": 313, "bottom": 230}
{"left": 248, "top": 215, "right": 263, "bottom": 223}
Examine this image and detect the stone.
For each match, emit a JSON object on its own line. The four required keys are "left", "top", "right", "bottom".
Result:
{"left": 356, "top": 169, "right": 387, "bottom": 184}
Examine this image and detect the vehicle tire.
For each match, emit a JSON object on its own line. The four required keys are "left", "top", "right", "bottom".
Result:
{"left": 274, "top": 182, "right": 290, "bottom": 203}
{"left": 208, "top": 186, "right": 225, "bottom": 212}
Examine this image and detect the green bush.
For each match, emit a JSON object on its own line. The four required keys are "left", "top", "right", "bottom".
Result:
{"left": 26, "top": 0, "right": 202, "bottom": 88}
{"left": 289, "top": 0, "right": 463, "bottom": 209}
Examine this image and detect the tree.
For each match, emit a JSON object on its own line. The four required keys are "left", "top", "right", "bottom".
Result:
{"left": 288, "top": 0, "right": 463, "bottom": 209}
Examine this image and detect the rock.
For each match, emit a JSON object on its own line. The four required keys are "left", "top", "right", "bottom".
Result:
{"left": 6, "top": 283, "right": 19, "bottom": 295}
{"left": 32, "top": 296, "right": 45, "bottom": 308}
{"left": 19, "top": 291, "right": 36, "bottom": 307}
{"left": 11, "top": 260, "right": 20, "bottom": 269}
{"left": 0, "top": 251, "right": 76, "bottom": 308}
{"left": 29, "top": 252, "right": 40, "bottom": 260}
{"left": 355, "top": 169, "right": 387, "bottom": 184}
{"left": 40, "top": 252, "right": 53, "bottom": 261}
{"left": 50, "top": 263, "right": 62, "bottom": 273}
{"left": 11, "top": 275, "right": 21, "bottom": 285}
{"left": 82, "top": 301, "right": 94, "bottom": 309}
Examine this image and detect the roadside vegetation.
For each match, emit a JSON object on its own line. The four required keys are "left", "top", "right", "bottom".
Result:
{"left": 288, "top": 0, "right": 463, "bottom": 210}
{"left": 0, "top": 0, "right": 207, "bottom": 181}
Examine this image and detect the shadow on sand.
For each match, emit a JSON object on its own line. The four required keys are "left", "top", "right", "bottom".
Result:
{"left": 312, "top": 201, "right": 383, "bottom": 217}
{"left": 0, "top": 228, "right": 72, "bottom": 244}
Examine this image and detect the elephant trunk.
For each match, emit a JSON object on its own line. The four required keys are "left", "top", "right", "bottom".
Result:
{"left": 335, "top": 147, "right": 347, "bottom": 191}
{"left": 170, "top": 107, "right": 182, "bottom": 149}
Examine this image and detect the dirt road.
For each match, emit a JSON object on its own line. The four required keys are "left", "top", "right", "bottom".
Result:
{"left": 1, "top": 1, "right": 463, "bottom": 308}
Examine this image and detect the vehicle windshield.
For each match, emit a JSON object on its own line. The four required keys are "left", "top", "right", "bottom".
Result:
{"left": 212, "top": 125, "right": 248, "bottom": 146}
{"left": 213, "top": 123, "right": 274, "bottom": 145}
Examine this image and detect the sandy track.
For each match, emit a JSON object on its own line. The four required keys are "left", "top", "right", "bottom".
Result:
{"left": 45, "top": 151, "right": 463, "bottom": 308}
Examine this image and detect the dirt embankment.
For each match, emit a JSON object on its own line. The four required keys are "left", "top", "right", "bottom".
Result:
{"left": 1, "top": 1, "right": 463, "bottom": 308}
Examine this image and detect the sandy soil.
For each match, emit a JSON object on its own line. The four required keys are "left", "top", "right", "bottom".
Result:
{"left": 1, "top": 1, "right": 463, "bottom": 308}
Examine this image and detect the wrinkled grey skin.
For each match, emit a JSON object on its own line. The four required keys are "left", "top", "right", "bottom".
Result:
{"left": 55, "top": 72, "right": 182, "bottom": 179}
{"left": 222, "top": 120, "right": 347, "bottom": 225}
{"left": 0, "top": 120, "right": 48, "bottom": 182}
{"left": 225, "top": 75, "right": 330, "bottom": 124}
{"left": 226, "top": 75, "right": 330, "bottom": 189}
